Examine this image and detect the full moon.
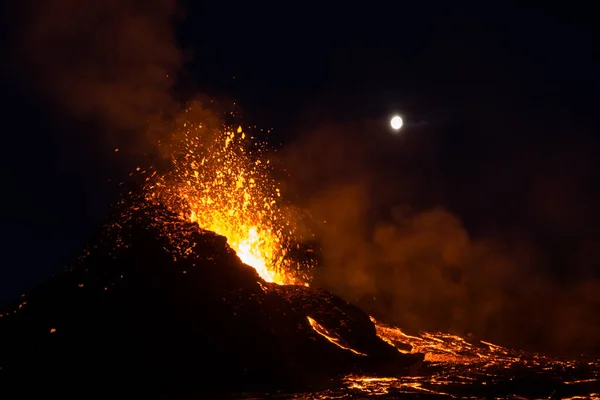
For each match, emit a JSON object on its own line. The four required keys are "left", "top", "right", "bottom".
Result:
{"left": 390, "top": 115, "right": 403, "bottom": 130}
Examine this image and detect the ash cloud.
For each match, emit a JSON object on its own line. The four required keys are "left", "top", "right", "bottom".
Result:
{"left": 9, "top": 0, "right": 182, "bottom": 155}
{"left": 279, "top": 119, "right": 600, "bottom": 355}
{"left": 0, "top": 0, "right": 184, "bottom": 304}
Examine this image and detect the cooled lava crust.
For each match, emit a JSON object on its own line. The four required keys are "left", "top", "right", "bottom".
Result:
{"left": 0, "top": 200, "right": 422, "bottom": 393}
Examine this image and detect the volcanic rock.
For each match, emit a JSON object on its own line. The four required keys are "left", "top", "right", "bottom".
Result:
{"left": 0, "top": 199, "right": 422, "bottom": 393}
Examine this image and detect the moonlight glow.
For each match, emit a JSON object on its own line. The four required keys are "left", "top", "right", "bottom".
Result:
{"left": 390, "top": 115, "right": 403, "bottom": 130}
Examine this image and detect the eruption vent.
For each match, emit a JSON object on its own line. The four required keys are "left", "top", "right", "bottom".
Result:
{"left": 146, "top": 110, "right": 306, "bottom": 285}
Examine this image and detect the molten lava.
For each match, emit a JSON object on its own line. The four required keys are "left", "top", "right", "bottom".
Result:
{"left": 145, "top": 111, "right": 306, "bottom": 285}
{"left": 360, "top": 317, "right": 600, "bottom": 397}
{"left": 307, "top": 316, "right": 367, "bottom": 356}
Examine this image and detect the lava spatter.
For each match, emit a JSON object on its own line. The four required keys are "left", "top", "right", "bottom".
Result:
{"left": 144, "top": 109, "right": 309, "bottom": 285}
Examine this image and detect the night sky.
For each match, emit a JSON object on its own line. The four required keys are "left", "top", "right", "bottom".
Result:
{"left": 1, "top": 2, "right": 599, "bottom": 351}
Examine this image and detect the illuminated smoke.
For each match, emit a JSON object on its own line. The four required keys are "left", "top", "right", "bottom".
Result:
{"left": 278, "top": 119, "right": 600, "bottom": 354}
{"left": 11, "top": 0, "right": 181, "bottom": 154}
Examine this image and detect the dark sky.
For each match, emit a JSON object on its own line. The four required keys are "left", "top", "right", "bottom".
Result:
{"left": 1, "top": 1, "right": 599, "bottom": 351}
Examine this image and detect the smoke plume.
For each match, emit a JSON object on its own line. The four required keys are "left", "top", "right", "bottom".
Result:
{"left": 9, "top": 0, "right": 181, "bottom": 155}
{"left": 0, "top": 0, "right": 184, "bottom": 304}
{"left": 280, "top": 119, "right": 600, "bottom": 355}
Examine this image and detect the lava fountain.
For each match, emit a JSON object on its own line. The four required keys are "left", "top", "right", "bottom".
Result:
{"left": 145, "top": 109, "right": 305, "bottom": 285}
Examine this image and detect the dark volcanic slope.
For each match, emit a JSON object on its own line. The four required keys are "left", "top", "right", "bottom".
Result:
{"left": 0, "top": 200, "right": 421, "bottom": 393}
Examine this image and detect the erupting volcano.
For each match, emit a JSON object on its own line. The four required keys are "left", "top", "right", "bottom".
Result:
{"left": 143, "top": 111, "right": 308, "bottom": 285}
{"left": 0, "top": 109, "right": 598, "bottom": 398}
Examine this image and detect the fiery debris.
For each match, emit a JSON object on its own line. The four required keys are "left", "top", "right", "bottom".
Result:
{"left": 144, "top": 112, "right": 308, "bottom": 285}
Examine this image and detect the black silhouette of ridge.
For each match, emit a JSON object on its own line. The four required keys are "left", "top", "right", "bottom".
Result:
{"left": 0, "top": 196, "right": 422, "bottom": 394}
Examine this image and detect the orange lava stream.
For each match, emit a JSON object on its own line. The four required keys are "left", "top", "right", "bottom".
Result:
{"left": 349, "top": 317, "right": 600, "bottom": 398}
{"left": 307, "top": 316, "right": 367, "bottom": 356}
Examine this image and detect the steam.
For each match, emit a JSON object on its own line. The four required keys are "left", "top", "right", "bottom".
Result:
{"left": 280, "top": 120, "right": 600, "bottom": 355}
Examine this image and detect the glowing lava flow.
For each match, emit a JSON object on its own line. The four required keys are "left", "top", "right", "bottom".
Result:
{"left": 307, "top": 316, "right": 367, "bottom": 356}
{"left": 145, "top": 111, "right": 305, "bottom": 285}
{"left": 352, "top": 317, "right": 600, "bottom": 398}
